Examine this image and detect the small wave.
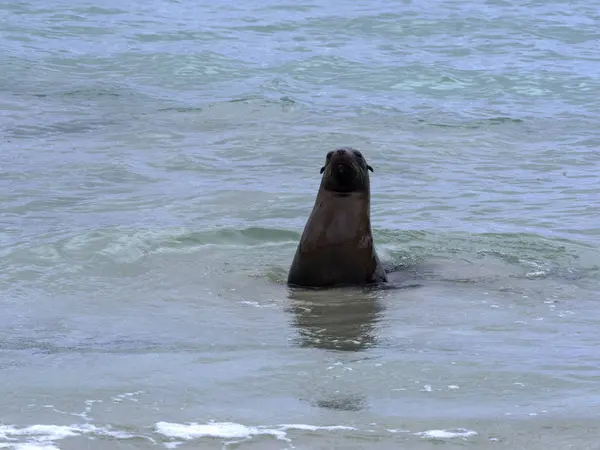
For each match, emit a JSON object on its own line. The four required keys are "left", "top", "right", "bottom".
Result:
{"left": 192, "top": 95, "right": 301, "bottom": 120}
{"left": 0, "top": 417, "right": 479, "bottom": 449}
{"left": 155, "top": 421, "right": 480, "bottom": 447}
{"left": 155, "top": 421, "right": 288, "bottom": 442}
{"left": 2, "top": 227, "right": 300, "bottom": 268}
{"left": 4, "top": 119, "right": 111, "bottom": 139}
{"left": 4, "top": 226, "right": 596, "bottom": 288}
{"left": 374, "top": 228, "right": 599, "bottom": 281}
{"left": 156, "top": 107, "right": 204, "bottom": 113}
{"left": 425, "top": 116, "right": 524, "bottom": 129}
{"left": 61, "top": 88, "right": 121, "bottom": 98}
{"left": 73, "top": 6, "right": 125, "bottom": 15}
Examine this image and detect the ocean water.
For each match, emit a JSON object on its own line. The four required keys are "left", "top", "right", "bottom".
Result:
{"left": 1, "top": 0, "right": 600, "bottom": 448}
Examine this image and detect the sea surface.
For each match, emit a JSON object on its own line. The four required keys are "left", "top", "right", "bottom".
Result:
{"left": 1, "top": 0, "right": 600, "bottom": 448}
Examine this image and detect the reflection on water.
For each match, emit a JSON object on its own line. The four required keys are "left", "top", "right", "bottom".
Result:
{"left": 287, "top": 288, "right": 385, "bottom": 412}
{"left": 286, "top": 287, "right": 385, "bottom": 352}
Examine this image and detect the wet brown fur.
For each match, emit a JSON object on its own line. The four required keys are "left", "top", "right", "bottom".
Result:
{"left": 287, "top": 148, "right": 387, "bottom": 288}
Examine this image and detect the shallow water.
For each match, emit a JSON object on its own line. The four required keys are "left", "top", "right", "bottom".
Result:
{"left": 1, "top": 0, "right": 600, "bottom": 448}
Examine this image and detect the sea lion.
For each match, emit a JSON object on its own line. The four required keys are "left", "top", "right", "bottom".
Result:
{"left": 287, "top": 147, "right": 388, "bottom": 288}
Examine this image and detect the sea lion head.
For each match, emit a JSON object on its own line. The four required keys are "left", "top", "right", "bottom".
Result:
{"left": 319, "top": 147, "right": 374, "bottom": 194}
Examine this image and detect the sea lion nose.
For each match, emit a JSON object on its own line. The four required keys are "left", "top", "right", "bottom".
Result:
{"left": 335, "top": 148, "right": 346, "bottom": 155}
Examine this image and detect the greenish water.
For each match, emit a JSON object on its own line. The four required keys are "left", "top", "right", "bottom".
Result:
{"left": 1, "top": 0, "right": 599, "bottom": 448}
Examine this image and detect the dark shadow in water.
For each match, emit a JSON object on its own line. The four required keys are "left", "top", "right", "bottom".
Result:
{"left": 287, "top": 282, "right": 422, "bottom": 413}
{"left": 315, "top": 394, "right": 366, "bottom": 412}
{"left": 286, "top": 287, "right": 386, "bottom": 352}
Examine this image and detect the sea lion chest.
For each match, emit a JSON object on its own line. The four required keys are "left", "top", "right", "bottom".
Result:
{"left": 288, "top": 193, "right": 381, "bottom": 287}
{"left": 301, "top": 196, "right": 372, "bottom": 250}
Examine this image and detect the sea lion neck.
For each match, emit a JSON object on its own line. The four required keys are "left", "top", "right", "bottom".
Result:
{"left": 320, "top": 189, "right": 370, "bottom": 201}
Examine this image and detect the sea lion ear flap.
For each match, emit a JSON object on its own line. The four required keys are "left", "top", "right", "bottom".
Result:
{"left": 367, "top": 165, "right": 374, "bottom": 172}
{"left": 320, "top": 165, "right": 325, "bottom": 174}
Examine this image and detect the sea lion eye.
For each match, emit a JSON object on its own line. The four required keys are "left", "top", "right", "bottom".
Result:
{"left": 320, "top": 152, "right": 333, "bottom": 174}
{"left": 321, "top": 152, "right": 333, "bottom": 173}
{"left": 351, "top": 149, "right": 373, "bottom": 171}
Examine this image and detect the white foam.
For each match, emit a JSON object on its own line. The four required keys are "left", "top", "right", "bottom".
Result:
{"left": 13, "top": 445, "right": 59, "bottom": 450}
{"left": 279, "top": 424, "right": 356, "bottom": 432}
{"left": 155, "top": 421, "right": 358, "bottom": 447}
{"left": 155, "top": 421, "right": 287, "bottom": 441}
{"left": 0, "top": 420, "right": 478, "bottom": 448}
{"left": 0, "top": 423, "right": 141, "bottom": 449}
{"left": 7, "top": 425, "right": 80, "bottom": 440}
{"left": 240, "top": 301, "right": 274, "bottom": 308}
{"left": 416, "top": 428, "right": 478, "bottom": 439}
{"left": 526, "top": 271, "right": 546, "bottom": 278}
{"left": 111, "top": 391, "right": 145, "bottom": 404}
